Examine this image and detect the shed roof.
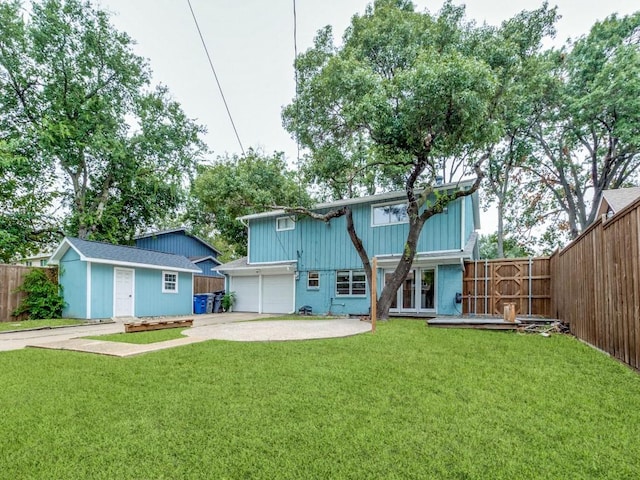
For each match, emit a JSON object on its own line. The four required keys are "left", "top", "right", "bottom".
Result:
{"left": 49, "top": 237, "right": 201, "bottom": 273}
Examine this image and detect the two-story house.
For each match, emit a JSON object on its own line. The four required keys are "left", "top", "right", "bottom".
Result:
{"left": 217, "top": 181, "right": 480, "bottom": 316}
{"left": 135, "top": 228, "right": 223, "bottom": 278}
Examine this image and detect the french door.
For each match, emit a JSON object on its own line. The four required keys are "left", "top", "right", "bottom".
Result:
{"left": 386, "top": 268, "right": 436, "bottom": 313}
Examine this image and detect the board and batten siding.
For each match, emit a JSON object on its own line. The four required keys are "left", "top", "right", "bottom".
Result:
{"left": 135, "top": 233, "right": 214, "bottom": 258}
{"left": 59, "top": 248, "right": 87, "bottom": 319}
{"left": 90, "top": 263, "right": 114, "bottom": 318}
{"left": 249, "top": 197, "right": 465, "bottom": 267}
{"left": 135, "top": 269, "right": 193, "bottom": 317}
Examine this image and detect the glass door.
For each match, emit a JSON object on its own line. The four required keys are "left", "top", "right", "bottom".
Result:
{"left": 420, "top": 269, "right": 435, "bottom": 311}
{"left": 402, "top": 270, "right": 416, "bottom": 309}
{"left": 386, "top": 268, "right": 436, "bottom": 313}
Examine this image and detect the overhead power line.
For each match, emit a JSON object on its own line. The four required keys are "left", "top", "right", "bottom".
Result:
{"left": 187, "top": 0, "right": 245, "bottom": 155}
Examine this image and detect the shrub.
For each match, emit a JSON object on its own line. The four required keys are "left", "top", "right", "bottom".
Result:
{"left": 13, "top": 269, "right": 65, "bottom": 320}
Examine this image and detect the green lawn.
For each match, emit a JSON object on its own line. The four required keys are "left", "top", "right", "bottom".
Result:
{"left": 84, "top": 328, "right": 187, "bottom": 344}
{"left": 1, "top": 320, "right": 639, "bottom": 479}
{"left": 0, "top": 318, "right": 86, "bottom": 332}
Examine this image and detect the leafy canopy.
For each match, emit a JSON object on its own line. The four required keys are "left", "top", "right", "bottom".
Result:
{"left": 192, "top": 150, "right": 310, "bottom": 257}
{"left": 0, "top": 0, "right": 206, "bottom": 259}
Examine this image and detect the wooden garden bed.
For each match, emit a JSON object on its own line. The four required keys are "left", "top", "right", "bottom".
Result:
{"left": 124, "top": 319, "right": 193, "bottom": 333}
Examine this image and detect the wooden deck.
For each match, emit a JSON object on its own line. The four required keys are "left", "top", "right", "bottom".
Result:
{"left": 427, "top": 316, "right": 560, "bottom": 330}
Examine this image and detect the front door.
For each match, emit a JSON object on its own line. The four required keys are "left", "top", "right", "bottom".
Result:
{"left": 114, "top": 268, "right": 134, "bottom": 317}
{"left": 387, "top": 268, "right": 436, "bottom": 313}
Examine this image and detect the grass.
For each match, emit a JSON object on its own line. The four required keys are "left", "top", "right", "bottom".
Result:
{"left": 84, "top": 328, "right": 187, "bottom": 344}
{"left": 1, "top": 320, "right": 639, "bottom": 479}
{"left": 0, "top": 318, "right": 86, "bottom": 332}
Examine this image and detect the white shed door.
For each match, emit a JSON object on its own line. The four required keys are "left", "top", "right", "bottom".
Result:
{"left": 232, "top": 276, "right": 259, "bottom": 312}
{"left": 114, "top": 268, "right": 134, "bottom": 317}
{"left": 262, "top": 275, "right": 294, "bottom": 314}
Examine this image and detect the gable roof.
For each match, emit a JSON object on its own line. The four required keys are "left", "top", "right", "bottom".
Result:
{"left": 135, "top": 228, "right": 221, "bottom": 255}
{"left": 189, "top": 255, "right": 221, "bottom": 266}
{"left": 49, "top": 237, "right": 201, "bottom": 273}
{"left": 597, "top": 187, "right": 640, "bottom": 216}
{"left": 239, "top": 179, "right": 478, "bottom": 221}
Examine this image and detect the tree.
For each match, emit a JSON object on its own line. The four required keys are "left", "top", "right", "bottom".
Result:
{"left": 282, "top": 0, "right": 556, "bottom": 319}
{"left": 191, "top": 149, "right": 310, "bottom": 258}
{"left": 518, "top": 12, "right": 640, "bottom": 242}
{"left": 0, "top": 0, "right": 205, "bottom": 257}
{"left": 478, "top": 232, "right": 532, "bottom": 259}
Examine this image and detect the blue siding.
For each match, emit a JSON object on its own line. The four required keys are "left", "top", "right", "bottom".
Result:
{"left": 193, "top": 258, "right": 223, "bottom": 278}
{"left": 250, "top": 197, "right": 464, "bottom": 265}
{"left": 136, "top": 232, "right": 217, "bottom": 259}
{"left": 296, "top": 271, "right": 370, "bottom": 315}
{"left": 437, "top": 265, "right": 464, "bottom": 315}
{"left": 90, "top": 263, "right": 114, "bottom": 318}
{"left": 60, "top": 249, "right": 87, "bottom": 319}
{"left": 134, "top": 270, "right": 193, "bottom": 317}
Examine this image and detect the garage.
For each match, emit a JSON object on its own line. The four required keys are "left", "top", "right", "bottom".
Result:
{"left": 229, "top": 273, "right": 295, "bottom": 314}
{"left": 262, "top": 274, "right": 295, "bottom": 314}
{"left": 230, "top": 276, "right": 259, "bottom": 312}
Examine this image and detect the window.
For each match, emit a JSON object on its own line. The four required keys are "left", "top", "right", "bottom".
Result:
{"left": 162, "top": 271, "right": 178, "bottom": 293}
{"left": 39, "top": 259, "right": 47, "bottom": 266}
{"left": 336, "top": 270, "right": 366, "bottom": 296}
{"left": 276, "top": 216, "right": 295, "bottom": 231}
{"left": 372, "top": 202, "right": 408, "bottom": 226}
{"left": 307, "top": 271, "right": 319, "bottom": 289}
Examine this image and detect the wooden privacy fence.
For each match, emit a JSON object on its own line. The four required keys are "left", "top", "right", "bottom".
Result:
{"left": 462, "top": 258, "right": 552, "bottom": 317}
{"left": 193, "top": 275, "right": 224, "bottom": 294}
{"left": 551, "top": 198, "right": 640, "bottom": 371}
{"left": 0, "top": 265, "right": 57, "bottom": 322}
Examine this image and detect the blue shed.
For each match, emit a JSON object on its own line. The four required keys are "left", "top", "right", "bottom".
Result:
{"left": 49, "top": 237, "right": 201, "bottom": 319}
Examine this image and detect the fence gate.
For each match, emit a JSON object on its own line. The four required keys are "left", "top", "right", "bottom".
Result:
{"left": 462, "top": 258, "right": 552, "bottom": 317}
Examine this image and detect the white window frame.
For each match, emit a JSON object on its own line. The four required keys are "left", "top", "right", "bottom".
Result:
{"left": 162, "top": 271, "right": 178, "bottom": 293}
{"left": 371, "top": 201, "right": 409, "bottom": 227}
{"left": 307, "top": 271, "right": 320, "bottom": 290}
{"left": 276, "top": 216, "right": 295, "bottom": 231}
{"left": 335, "top": 270, "right": 367, "bottom": 297}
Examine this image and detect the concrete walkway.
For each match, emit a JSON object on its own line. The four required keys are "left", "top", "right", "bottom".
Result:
{"left": 1, "top": 314, "right": 372, "bottom": 357}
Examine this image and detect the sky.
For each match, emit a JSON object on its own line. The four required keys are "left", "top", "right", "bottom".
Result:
{"left": 96, "top": 0, "right": 638, "bottom": 233}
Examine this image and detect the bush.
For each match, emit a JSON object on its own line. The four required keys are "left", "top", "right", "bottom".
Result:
{"left": 13, "top": 269, "right": 65, "bottom": 320}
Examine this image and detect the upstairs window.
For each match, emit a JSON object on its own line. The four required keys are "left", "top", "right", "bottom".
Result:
{"left": 372, "top": 202, "right": 408, "bottom": 226}
{"left": 162, "top": 271, "right": 178, "bottom": 293}
{"left": 276, "top": 216, "right": 295, "bottom": 231}
{"left": 336, "top": 270, "right": 366, "bottom": 296}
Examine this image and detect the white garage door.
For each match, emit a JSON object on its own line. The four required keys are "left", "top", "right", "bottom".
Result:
{"left": 262, "top": 274, "right": 294, "bottom": 314}
{"left": 231, "top": 276, "right": 259, "bottom": 312}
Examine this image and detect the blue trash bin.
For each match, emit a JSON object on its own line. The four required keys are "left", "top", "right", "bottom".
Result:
{"left": 193, "top": 294, "right": 208, "bottom": 314}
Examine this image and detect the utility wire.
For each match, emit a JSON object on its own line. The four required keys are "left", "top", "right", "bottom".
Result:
{"left": 187, "top": 0, "right": 245, "bottom": 155}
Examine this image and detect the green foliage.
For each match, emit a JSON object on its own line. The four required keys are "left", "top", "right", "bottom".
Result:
{"left": 0, "top": 0, "right": 206, "bottom": 256}
{"left": 282, "top": 1, "right": 556, "bottom": 317}
{"left": 1, "top": 321, "right": 639, "bottom": 478}
{"left": 479, "top": 232, "right": 533, "bottom": 259}
{"left": 221, "top": 291, "right": 236, "bottom": 311}
{"left": 13, "top": 269, "right": 65, "bottom": 320}
{"left": 192, "top": 149, "right": 310, "bottom": 257}
{"left": 502, "top": 11, "right": 640, "bottom": 248}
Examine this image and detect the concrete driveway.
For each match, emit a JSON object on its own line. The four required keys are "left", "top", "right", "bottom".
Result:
{"left": 0, "top": 314, "right": 372, "bottom": 356}
{"left": 0, "top": 313, "right": 268, "bottom": 353}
